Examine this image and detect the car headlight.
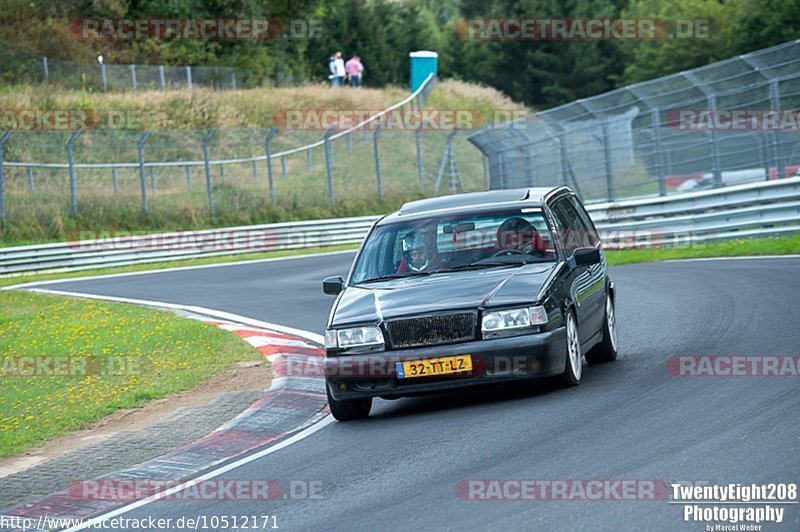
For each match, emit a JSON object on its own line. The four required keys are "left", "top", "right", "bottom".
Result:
{"left": 325, "top": 326, "right": 384, "bottom": 349}
{"left": 481, "top": 306, "right": 548, "bottom": 336}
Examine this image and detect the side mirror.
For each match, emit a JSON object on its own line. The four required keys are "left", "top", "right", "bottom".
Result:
{"left": 569, "top": 248, "right": 601, "bottom": 269}
{"left": 322, "top": 275, "right": 345, "bottom": 296}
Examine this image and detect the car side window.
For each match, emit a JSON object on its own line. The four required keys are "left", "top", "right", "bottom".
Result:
{"left": 568, "top": 196, "right": 600, "bottom": 247}
{"left": 550, "top": 197, "right": 592, "bottom": 253}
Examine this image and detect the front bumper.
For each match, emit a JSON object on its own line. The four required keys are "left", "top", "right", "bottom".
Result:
{"left": 325, "top": 327, "right": 567, "bottom": 400}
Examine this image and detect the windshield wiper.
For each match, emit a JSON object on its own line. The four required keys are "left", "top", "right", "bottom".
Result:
{"left": 434, "top": 255, "right": 552, "bottom": 272}
{"left": 430, "top": 263, "right": 515, "bottom": 274}
{"left": 475, "top": 255, "right": 552, "bottom": 265}
{"left": 358, "top": 271, "right": 431, "bottom": 284}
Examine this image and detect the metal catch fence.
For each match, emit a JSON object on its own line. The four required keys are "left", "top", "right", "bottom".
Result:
{"left": 468, "top": 39, "right": 800, "bottom": 203}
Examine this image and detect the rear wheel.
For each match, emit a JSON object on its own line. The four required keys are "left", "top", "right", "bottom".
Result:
{"left": 326, "top": 386, "right": 372, "bottom": 421}
{"left": 586, "top": 293, "right": 618, "bottom": 364}
{"left": 557, "top": 310, "right": 582, "bottom": 387}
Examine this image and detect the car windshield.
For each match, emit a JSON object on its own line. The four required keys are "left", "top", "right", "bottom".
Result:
{"left": 351, "top": 209, "right": 556, "bottom": 284}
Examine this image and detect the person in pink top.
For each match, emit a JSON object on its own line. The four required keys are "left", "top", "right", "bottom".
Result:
{"left": 345, "top": 55, "right": 364, "bottom": 88}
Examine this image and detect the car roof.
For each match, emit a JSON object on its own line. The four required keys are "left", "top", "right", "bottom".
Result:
{"left": 378, "top": 187, "right": 571, "bottom": 225}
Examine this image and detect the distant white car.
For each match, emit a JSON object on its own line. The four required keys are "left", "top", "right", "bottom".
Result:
{"left": 677, "top": 176, "right": 715, "bottom": 192}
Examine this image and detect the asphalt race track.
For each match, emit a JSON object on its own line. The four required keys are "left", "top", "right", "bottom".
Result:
{"left": 37, "top": 254, "right": 800, "bottom": 530}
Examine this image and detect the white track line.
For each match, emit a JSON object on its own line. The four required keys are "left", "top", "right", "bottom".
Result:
{"left": 22, "top": 288, "right": 324, "bottom": 345}
{"left": 62, "top": 416, "right": 334, "bottom": 532}
{"left": 663, "top": 254, "right": 800, "bottom": 263}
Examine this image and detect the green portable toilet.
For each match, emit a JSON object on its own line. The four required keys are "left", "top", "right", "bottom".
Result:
{"left": 409, "top": 51, "right": 438, "bottom": 93}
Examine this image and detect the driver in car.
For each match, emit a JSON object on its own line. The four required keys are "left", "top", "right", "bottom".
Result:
{"left": 397, "top": 227, "right": 440, "bottom": 273}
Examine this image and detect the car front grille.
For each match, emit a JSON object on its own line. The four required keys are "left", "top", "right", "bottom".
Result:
{"left": 386, "top": 312, "right": 476, "bottom": 349}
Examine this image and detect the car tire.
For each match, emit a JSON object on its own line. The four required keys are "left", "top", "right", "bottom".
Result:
{"left": 586, "top": 293, "right": 618, "bottom": 364}
{"left": 557, "top": 310, "right": 582, "bottom": 387}
{"left": 326, "top": 386, "right": 372, "bottom": 421}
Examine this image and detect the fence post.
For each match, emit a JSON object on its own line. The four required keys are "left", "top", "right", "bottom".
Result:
{"left": 27, "top": 167, "right": 34, "bottom": 192}
{"left": 43, "top": 57, "right": 49, "bottom": 83}
{"left": 498, "top": 151, "right": 507, "bottom": 189}
{"left": 483, "top": 155, "right": 490, "bottom": 190}
{"left": 202, "top": 129, "right": 217, "bottom": 216}
{"left": 707, "top": 95, "right": 723, "bottom": 187}
{"left": 137, "top": 130, "right": 152, "bottom": 212}
{"left": 0, "top": 130, "right": 13, "bottom": 223}
{"left": 112, "top": 167, "right": 118, "bottom": 194}
{"left": 651, "top": 109, "right": 667, "bottom": 196}
{"left": 373, "top": 125, "right": 383, "bottom": 200}
{"left": 219, "top": 163, "right": 225, "bottom": 183}
{"left": 415, "top": 125, "right": 424, "bottom": 191}
{"left": 264, "top": 127, "right": 277, "bottom": 206}
{"left": 251, "top": 159, "right": 258, "bottom": 181}
{"left": 101, "top": 63, "right": 108, "bottom": 92}
{"left": 324, "top": 127, "right": 336, "bottom": 205}
{"left": 185, "top": 165, "right": 192, "bottom": 188}
{"left": 232, "top": 72, "right": 237, "bottom": 90}
{"left": 130, "top": 65, "right": 137, "bottom": 92}
{"left": 526, "top": 143, "right": 535, "bottom": 186}
{"left": 65, "top": 129, "right": 83, "bottom": 216}
{"left": 600, "top": 122, "right": 615, "bottom": 201}
{"left": 556, "top": 134, "right": 568, "bottom": 186}
{"left": 186, "top": 66, "right": 193, "bottom": 88}
{"left": 159, "top": 65, "right": 166, "bottom": 91}
{"left": 434, "top": 128, "right": 459, "bottom": 193}
{"left": 769, "top": 80, "right": 786, "bottom": 179}
{"left": 280, "top": 157, "right": 287, "bottom": 180}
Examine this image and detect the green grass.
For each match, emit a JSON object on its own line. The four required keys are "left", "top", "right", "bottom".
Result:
{"left": 604, "top": 234, "right": 800, "bottom": 265}
{"left": 0, "top": 289, "right": 262, "bottom": 458}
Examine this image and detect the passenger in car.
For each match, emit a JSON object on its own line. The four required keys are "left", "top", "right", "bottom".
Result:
{"left": 495, "top": 217, "right": 548, "bottom": 254}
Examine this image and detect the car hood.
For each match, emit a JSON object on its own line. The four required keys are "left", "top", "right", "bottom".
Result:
{"left": 331, "top": 263, "right": 559, "bottom": 326}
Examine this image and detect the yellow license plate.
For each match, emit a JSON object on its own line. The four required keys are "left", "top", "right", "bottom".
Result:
{"left": 396, "top": 355, "right": 472, "bottom": 379}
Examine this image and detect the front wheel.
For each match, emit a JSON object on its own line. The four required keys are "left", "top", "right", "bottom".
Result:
{"left": 326, "top": 386, "right": 372, "bottom": 421}
{"left": 586, "top": 293, "right": 618, "bottom": 364}
{"left": 556, "top": 310, "right": 582, "bottom": 387}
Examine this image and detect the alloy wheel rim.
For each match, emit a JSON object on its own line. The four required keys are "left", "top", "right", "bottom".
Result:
{"left": 567, "top": 314, "right": 582, "bottom": 380}
{"left": 607, "top": 296, "right": 618, "bottom": 352}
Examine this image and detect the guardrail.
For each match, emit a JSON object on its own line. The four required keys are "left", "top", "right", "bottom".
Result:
{"left": 2, "top": 176, "right": 799, "bottom": 276}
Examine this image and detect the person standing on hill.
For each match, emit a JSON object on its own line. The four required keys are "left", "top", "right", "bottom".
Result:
{"left": 329, "top": 51, "right": 346, "bottom": 87}
{"left": 345, "top": 54, "right": 364, "bottom": 88}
